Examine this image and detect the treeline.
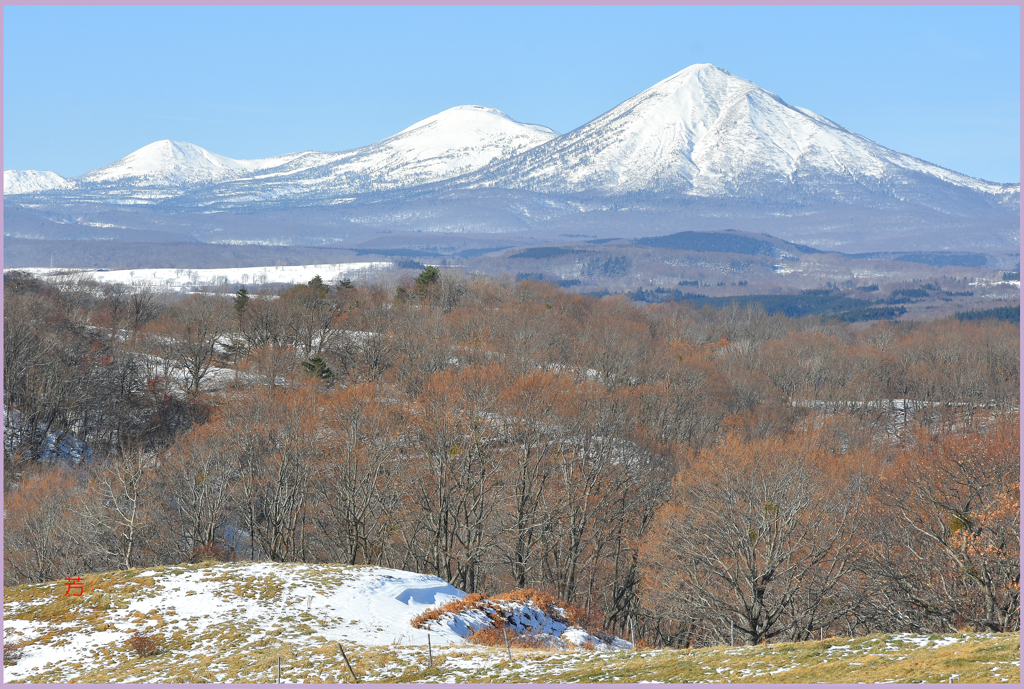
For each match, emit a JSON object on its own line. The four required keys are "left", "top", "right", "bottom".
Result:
{"left": 630, "top": 287, "right": 909, "bottom": 321}
{"left": 957, "top": 305, "right": 1020, "bottom": 324}
{"left": 3, "top": 269, "right": 1020, "bottom": 646}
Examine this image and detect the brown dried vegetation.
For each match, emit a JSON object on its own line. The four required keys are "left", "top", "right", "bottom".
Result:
{"left": 3, "top": 640, "right": 25, "bottom": 666}
{"left": 4, "top": 271, "right": 1019, "bottom": 649}
{"left": 126, "top": 631, "right": 161, "bottom": 657}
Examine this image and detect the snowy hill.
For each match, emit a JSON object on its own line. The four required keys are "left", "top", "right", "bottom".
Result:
{"left": 2, "top": 562, "right": 625, "bottom": 683}
{"left": 3, "top": 169, "right": 75, "bottom": 195}
{"left": 78, "top": 140, "right": 305, "bottom": 188}
{"left": 4, "top": 107, "right": 557, "bottom": 202}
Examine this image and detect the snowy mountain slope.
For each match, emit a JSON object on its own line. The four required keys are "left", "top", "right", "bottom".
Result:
{"left": 4, "top": 169, "right": 75, "bottom": 194}
{"left": 2, "top": 562, "right": 626, "bottom": 683}
{"left": 206, "top": 105, "right": 558, "bottom": 201}
{"left": 464, "top": 64, "right": 1019, "bottom": 207}
{"left": 4, "top": 67, "right": 1015, "bottom": 207}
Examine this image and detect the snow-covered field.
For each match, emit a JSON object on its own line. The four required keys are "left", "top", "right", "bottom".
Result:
{"left": 13, "top": 262, "right": 393, "bottom": 290}
{"left": 2, "top": 562, "right": 626, "bottom": 683}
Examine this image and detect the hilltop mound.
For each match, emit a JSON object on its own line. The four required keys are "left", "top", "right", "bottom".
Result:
{"left": 1, "top": 561, "right": 624, "bottom": 683}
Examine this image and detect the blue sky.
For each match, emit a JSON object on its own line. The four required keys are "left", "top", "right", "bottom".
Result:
{"left": 3, "top": 5, "right": 1020, "bottom": 183}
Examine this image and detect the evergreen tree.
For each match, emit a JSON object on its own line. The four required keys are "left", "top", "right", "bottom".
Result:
{"left": 415, "top": 266, "right": 440, "bottom": 298}
{"left": 308, "top": 275, "right": 328, "bottom": 298}
{"left": 231, "top": 287, "right": 250, "bottom": 385}
{"left": 301, "top": 355, "right": 333, "bottom": 382}
{"left": 233, "top": 287, "right": 250, "bottom": 320}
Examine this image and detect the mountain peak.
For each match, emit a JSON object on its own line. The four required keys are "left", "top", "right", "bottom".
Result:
{"left": 80, "top": 140, "right": 303, "bottom": 187}
{"left": 3, "top": 169, "right": 74, "bottom": 195}
{"left": 468, "top": 62, "right": 1015, "bottom": 200}
{"left": 82, "top": 140, "right": 237, "bottom": 186}
{"left": 397, "top": 105, "right": 557, "bottom": 138}
{"left": 650, "top": 63, "right": 743, "bottom": 92}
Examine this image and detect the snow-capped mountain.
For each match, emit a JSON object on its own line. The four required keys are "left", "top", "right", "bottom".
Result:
{"left": 4, "top": 67, "right": 1016, "bottom": 206}
{"left": 204, "top": 105, "right": 558, "bottom": 201}
{"left": 4, "top": 169, "right": 75, "bottom": 194}
{"left": 3, "top": 106, "right": 557, "bottom": 202}
{"left": 2, "top": 64, "right": 1017, "bottom": 254}
{"left": 79, "top": 139, "right": 304, "bottom": 187}
{"left": 466, "top": 64, "right": 1018, "bottom": 207}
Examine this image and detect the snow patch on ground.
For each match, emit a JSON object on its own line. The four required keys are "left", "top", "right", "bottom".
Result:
{"left": 13, "top": 262, "right": 392, "bottom": 290}
{"left": 2, "top": 563, "right": 468, "bottom": 682}
{"left": 415, "top": 595, "right": 630, "bottom": 652}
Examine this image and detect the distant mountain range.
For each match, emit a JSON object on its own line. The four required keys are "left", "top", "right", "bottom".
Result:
{"left": 4, "top": 105, "right": 557, "bottom": 200}
{"left": 4, "top": 64, "right": 1019, "bottom": 257}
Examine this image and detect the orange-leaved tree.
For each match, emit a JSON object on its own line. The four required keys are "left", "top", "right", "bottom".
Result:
{"left": 641, "top": 430, "right": 869, "bottom": 646}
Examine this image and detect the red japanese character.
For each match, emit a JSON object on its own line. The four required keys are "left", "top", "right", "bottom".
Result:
{"left": 64, "top": 576, "right": 85, "bottom": 596}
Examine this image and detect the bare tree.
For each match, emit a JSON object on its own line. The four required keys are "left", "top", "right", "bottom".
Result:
{"left": 159, "top": 294, "right": 231, "bottom": 396}
{"left": 3, "top": 468, "right": 94, "bottom": 584}
{"left": 400, "top": 367, "right": 507, "bottom": 593}
{"left": 309, "top": 384, "right": 402, "bottom": 565}
{"left": 77, "top": 449, "right": 155, "bottom": 570}
{"left": 871, "top": 412, "right": 1020, "bottom": 632}
{"left": 159, "top": 424, "right": 238, "bottom": 559}
{"left": 642, "top": 433, "right": 866, "bottom": 645}
{"left": 495, "top": 371, "right": 564, "bottom": 587}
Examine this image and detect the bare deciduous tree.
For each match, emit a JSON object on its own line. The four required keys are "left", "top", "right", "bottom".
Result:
{"left": 642, "top": 433, "right": 867, "bottom": 645}
{"left": 158, "top": 295, "right": 231, "bottom": 396}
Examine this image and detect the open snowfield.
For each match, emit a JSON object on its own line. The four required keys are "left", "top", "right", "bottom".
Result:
{"left": 14, "top": 262, "right": 393, "bottom": 291}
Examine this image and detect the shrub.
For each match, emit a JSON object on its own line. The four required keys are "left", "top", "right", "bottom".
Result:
{"left": 467, "top": 624, "right": 549, "bottom": 649}
{"left": 3, "top": 640, "right": 24, "bottom": 666}
{"left": 127, "top": 631, "right": 160, "bottom": 657}
{"left": 492, "top": 588, "right": 582, "bottom": 626}
{"left": 410, "top": 588, "right": 622, "bottom": 648}
{"left": 410, "top": 592, "right": 484, "bottom": 628}
{"left": 411, "top": 590, "right": 569, "bottom": 630}
{"left": 188, "top": 542, "right": 236, "bottom": 564}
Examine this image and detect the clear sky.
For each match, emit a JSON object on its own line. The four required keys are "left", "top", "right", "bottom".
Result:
{"left": 3, "top": 5, "right": 1020, "bottom": 183}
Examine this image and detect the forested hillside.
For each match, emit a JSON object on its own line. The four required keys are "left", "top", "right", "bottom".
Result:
{"left": 4, "top": 268, "right": 1019, "bottom": 648}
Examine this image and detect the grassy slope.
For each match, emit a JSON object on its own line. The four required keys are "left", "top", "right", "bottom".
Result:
{"left": 393, "top": 634, "right": 1020, "bottom": 684}
{"left": 2, "top": 562, "right": 1020, "bottom": 683}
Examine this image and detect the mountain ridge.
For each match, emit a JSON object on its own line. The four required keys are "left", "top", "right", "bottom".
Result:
{"left": 4, "top": 64, "right": 1018, "bottom": 253}
{"left": 4, "top": 105, "right": 559, "bottom": 198}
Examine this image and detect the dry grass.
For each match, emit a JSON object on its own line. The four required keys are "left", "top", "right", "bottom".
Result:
{"left": 411, "top": 592, "right": 485, "bottom": 628}
{"left": 3, "top": 563, "right": 1018, "bottom": 684}
{"left": 411, "top": 587, "right": 619, "bottom": 650}
{"left": 466, "top": 624, "right": 551, "bottom": 650}
{"left": 491, "top": 588, "right": 584, "bottom": 627}
{"left": 390, "top": 633, "right": 1021, "bottom": 684}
